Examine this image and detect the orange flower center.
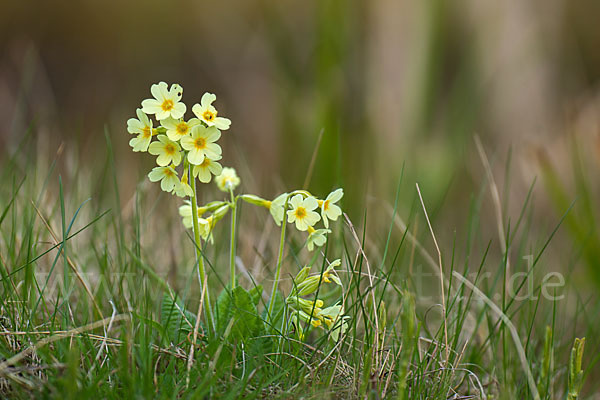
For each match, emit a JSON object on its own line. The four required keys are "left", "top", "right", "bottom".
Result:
{"left": 142, "top": 126, "right": 152, "bottom": 138}
{"left": 163, "top": 168, "right": 174, "bottom": 177}
{"left": 295, "top": 207, "right": 307, "bottom": 219}
{"left": 176, "top": 122, "right": 188, "bottom": 135}
{"left": 202, "top": 110, "right": 216, "bottom": 122}
{"left": 194, "top": 137, "right": 207, "bottom": 149}
{"left": 165, "top": 144, "right": 176, "bottom": 155}
{"left": 161, "top": 99, "right": 174, "bottom": 112}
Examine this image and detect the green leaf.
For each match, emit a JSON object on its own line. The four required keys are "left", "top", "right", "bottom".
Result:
{"left": 262, "top": 291, "right": 285, "bottom": 333}
{"left": 161, "top": 293, "right": 198, "bottom": 344}
{"left": 248, "top": 284, "right": 263, "bottom": 306}
{"left": 215, "top": 286, "right": 234, "bottom": 335}
{"left": 230, "top": 286, "right": 264, "bottom": 341}
{"left": 133, "top": 312, "right": 168, "bottom": 347}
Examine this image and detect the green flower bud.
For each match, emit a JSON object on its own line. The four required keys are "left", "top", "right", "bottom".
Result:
{"left": 212, "top": 204, "right": 231, "bottom": 222}
{"left": 295, "top": 275, "right": 321, "bottom": 297}
{"left": 293, "top": 266, "right": 312, "bottom": 287}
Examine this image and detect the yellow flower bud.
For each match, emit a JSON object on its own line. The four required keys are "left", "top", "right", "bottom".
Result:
{"left": 240, "top": 194, "right": 270, "bottom": 208}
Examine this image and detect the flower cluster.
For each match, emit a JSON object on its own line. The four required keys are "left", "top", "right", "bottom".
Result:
{"left": 286, "top": 260, "right": 348, "bottom": 341}
{"left": 127, "top": 82, "right": 233, "bottom": 197}
{"left": 128, "top": 82, "right": 347, "bottom": 344}
{"left": 240, "top": 188, "right": 343, "bottom": 252}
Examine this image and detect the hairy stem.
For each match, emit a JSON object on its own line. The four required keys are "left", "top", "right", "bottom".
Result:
{"left": 267, "top": 198, "right": 289, "bottom": 326}
{"left": 229, "top": 189, "right": 237, "bottom": 289}
{"left": 190, "top": 165, "right": 215, "bottom": 334}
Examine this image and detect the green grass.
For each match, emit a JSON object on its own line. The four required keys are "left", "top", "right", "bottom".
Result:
{"left": 0, "top": 131, "right": 598, "bottom": 399}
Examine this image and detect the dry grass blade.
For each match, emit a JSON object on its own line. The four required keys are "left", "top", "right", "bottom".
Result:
{"left": 415, "top": 183, "right": 449, "bottom": 363}
{"left": 474, "top": 135, "right": 511, "bottom": 290}
{"left": 452, "top": 271, "right": 540, "bottom": 400}
{"left": 302, "top": 128, "right": 325, "bottom": 190}
{"left": 343, "top": 213, "right": 379, "bottom": 353}
{"left": 0, "top": 314, "right": 129, "bottom": 376}
{"left": 31, "top": 201, "right": 104, "bottom": 318}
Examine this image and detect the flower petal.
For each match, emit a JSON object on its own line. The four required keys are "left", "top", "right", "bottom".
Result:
{"left": 180, "top": 135, "right": 195, "bottom": 151}
{"left": 205, "top": 126, "right": 221, "bottom": 142}
{"left": 148, "top": 167, "right": 164, "bottom": 182}
{"left": 151, "top": 82, "right": 168, "bottom": 101}
{"left": 191, "top": 103, "right": 204, "bottom": 119}
{"left": 198, "top": 167, "right": 211, "bottom": 183}
{"left": 327, "top": 188, "right": 344, "bottom": 203}
{"left": 214, "top": 117, "right": 231, "bottom": 130}
{"left": 326, "top": 204, "right": 342, "bottom": 220}
{"left": 204, "top": 143, "right": 222, "bottom": 159}
{"left": 208, "top": 161, "right": 223, "bottom": 175}
{"left": 171, "top": 102, "right": 186, "bottom": 119}
{"left": 201, "top": 92, "right": 216, "bottom": 107}
{"left": 187, "top": 149, "right": 205, "bottom": 165}
{"left": 303, "top": 196, "right": 319, "bottom": 211}
{"left": 290, "top": 194, "right": 303, "bottom": 209}
{"left": 127, "top": 118, "right": 143, "bottom": 134}
{"left": 172, "top": 151, "right": 182, "bottom": 166}
{"left": 141, "top": 99, "right": 162, "bottom": 115}
{"left": 148, "top": 141, "right": 163, "bottom": 156}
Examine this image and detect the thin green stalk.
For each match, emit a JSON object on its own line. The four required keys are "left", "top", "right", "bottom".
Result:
{"left": 189, "top": 165, "right": 215, "bottom": 334}
{"left": 267, "top": 201, "right": 288, "bottom": 325}
{"left": 229, "top": 189, "right": 237, "bottom": 289}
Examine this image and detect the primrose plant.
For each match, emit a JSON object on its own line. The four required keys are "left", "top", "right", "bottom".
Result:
{"left": 127, "top": 82, "right": 348, "bottom": 343}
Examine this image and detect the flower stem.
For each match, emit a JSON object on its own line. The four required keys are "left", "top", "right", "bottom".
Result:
{"left": 229, "top": 189, "right": 237, "bottom": 289}
{"left": 189, "top": 165, "right": 215, "bottom": 334}
{"left": 267, "top": 199, "right": 288, "bottom": 326}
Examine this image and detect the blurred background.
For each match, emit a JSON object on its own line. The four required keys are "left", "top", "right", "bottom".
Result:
{"left": 1, "top": 0, "right": 600, "bottom": 324}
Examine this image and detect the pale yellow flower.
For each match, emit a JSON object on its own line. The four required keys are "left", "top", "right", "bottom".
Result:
{"left": 199, "top": 205, "right": 231, "bottom": 242}
{"left": 192, "top": 92, "right": 231, "bottom": 130}
{"left": 287, "top": 195, "right": 320, "bottom": 231}
{"left": 215, "top": 167, "right": 240, "bottom": 192}
{"left": 197, "top": 216, "right": 214, "bottom": 242}
{"left": 178, "top": 206, "right": 214, "bottom": 241}
{"left": 148, "top": 165, "right": 179, "bottom": 193}
{"left": 141, "top": 82, "right": 186, "bottom": 120}
{"left": 173, "top": 170, "right": 194, "bottom": 198}
{"left": 148, "top": 135, "right": 182, "bottom": 166}
{"left": 322, "top": 259, "right": 342, "bottom": 286}
{"left": 179, "top": 202, "right": 199, "bottom": 229}
{"left": 306, "top": 226, "right": 331, "bottom": 251}
{"left": 320, "top": 303, "right": 348, "bottom": 341}
{"left": 179, "top": 201, "right": 227, "bottom": 228}
{"left": 127, "top": 108, "right": 152, "bottom": 135}
{"left": 268, "top": 192, "right": 288, "bottom": 227}
{"left": 318, "top": 188, "right": 343, "bottom": 228}
{"left": 128, "top": 109, "right": 156, "bottom": 152}
{"left": 180, "top": 125, "right": 222, "bottom": 165}
{"left": 192, "top": 155, "right": 223, "bottom": 183}
{"left": 160, "top": 117, "right": 201, "bottom": 142}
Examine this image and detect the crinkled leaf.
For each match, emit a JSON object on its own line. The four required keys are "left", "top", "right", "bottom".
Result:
{"left": 230, "top": 286, "right": 264, "bottom": 341}
{"left": 248, "top": 284, "right": 263, "bottom": 307}
{"left": 262, "top": 291, "right": 286, "bottom": 334}
{"left": 161, "top": 293, "right": 198, "bottom": 345}
{"left": 215, "top": 286, "right": 234, "bottom": 335}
